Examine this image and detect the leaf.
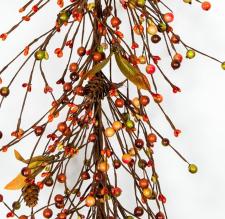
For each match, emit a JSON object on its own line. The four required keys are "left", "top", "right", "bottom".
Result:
{"left": 83, "top": 52, "right": 113, "bottom": 80}
{"left": 14, "top": 150, "right": 28, "bottom": 164}
{"left": 4, "top": 173, "right": 26, "bottom": 190}
{"left": 114, "top": 52, "right": 151, "bottom": 90}
{"left": 28, "top": 161, "right": 44, "bottom": 169}
{"left": 29, "top": 155, "right": 51, "bottom": 163}
{"left": 5, "top": 153, "right": 53, "bottom": 190}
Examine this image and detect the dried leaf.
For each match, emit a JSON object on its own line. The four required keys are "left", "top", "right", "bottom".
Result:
{"left": 28, "top": 161, "right": 44, "bottom": 170}
{"left": 83, "top": 52, "right": 113, "bottom": 80}
{"left": 14, "top": 150, "right": 28, "bottom": 164}
{"left": 4, "top": 173, "right": 26, "bottom": 190}
{"left": 29, "top": 155, "right": 53, "bottom": 164}
{"left": 5, "top": 155, "right": 52, "bottom": 190}
{"left": 114, "top": 52, "right": 151, "bottom": 90}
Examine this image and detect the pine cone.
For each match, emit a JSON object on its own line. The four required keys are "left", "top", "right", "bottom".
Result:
{"left": 22, "top": 184, "right": 40, "bottom": 208}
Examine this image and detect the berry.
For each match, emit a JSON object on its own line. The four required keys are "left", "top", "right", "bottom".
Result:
{"left": 115, "top": 98, "right": 124, "bottom": 108}
{"left": 189, "top": 164, "right": 198, "bottom": 174}
{"left": 111, "top": 17, "right": 121, "bottom": 28}
{"left": 77, "top": 47, "right": 86, "bottom": 56}
{"left": 57, "top": 173, "right": 67, "bottom": 183}
{"left": 186, "top": 50, "right": 196, "bottom": 59}
{"left": 156, "top": 212, "right": 165, "bottom": 219}
{"left": 163, "top": 13, "right": 174, "bottom": 23}
{"left": 146, "top": 64, "right": 156, "bottom": 74}
{"left": 126, "top": 120, "right": 134, "bottom": 128}
{"left": 0, "top": 87, "right": 10, "bottom": 97}
{"left": 139, "top": 178, "right": 149, "bottom": 189}
{"left": 221, "top": 62, "right": 225, "bottom": 70}
{"left": 134, "top": 206, "right": 144, "bottom": 217}
{"left": 201, "top": 1, "right": 211, "bottom": 10}
{"left": 43, "top": 208, "right": 53, "bottom": 218}
{"left": 85, "top": 196, "right": 95, "bottom": 207}
{"left": 105, "top": 127, "right": 115, "bottom": 137}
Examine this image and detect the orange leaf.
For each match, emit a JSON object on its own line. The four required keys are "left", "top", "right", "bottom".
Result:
{"left": 4, "top": 173, "right": 26, "bottom": 190}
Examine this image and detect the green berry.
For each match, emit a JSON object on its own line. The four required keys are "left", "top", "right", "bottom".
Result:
{"left": 59, "top": 11, "right": 70, "bottom": 22}
{"left": 35, "top": 50, "right": 45, "bottom": 60}
{"left": 188, "top": 164, "right": 198, "bottom": 174}
{"left": 126, "top": 120, "right": 135, "bottom": 128}
{"left": 158, "top": 23, "right": 167, "bottom": 32}
{"left": 12, "top": 201, "right": 21, "bottom": 210}
{"left": 97, "top": 45, "right": 104, "bottom": 53}
{"left": 186, "top": 50, "right": 196, "bottom": 59}
{"left": 122, "top": 113, "right": 130, "bottom": 121}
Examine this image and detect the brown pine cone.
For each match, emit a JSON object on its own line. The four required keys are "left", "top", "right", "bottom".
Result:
{"left": 22, "top": 184, "right": 40, "bottom": 208}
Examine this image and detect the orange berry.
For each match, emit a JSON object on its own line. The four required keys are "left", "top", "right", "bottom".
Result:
{"left": 85, "top": 196, "right": 96, "bottom": 207}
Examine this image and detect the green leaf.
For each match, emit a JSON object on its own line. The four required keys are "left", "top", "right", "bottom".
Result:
{"left": 83, "top": 52, "right": 113, "bottom": 80}
{"left": 114, "top": 52, "right": 151, "bottom": 90}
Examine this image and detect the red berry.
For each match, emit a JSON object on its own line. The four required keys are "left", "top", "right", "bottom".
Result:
{"left": 63, "top": 82, "right": 72, "bottom": 92}
{"left": 57, "top": 122, "right": 67, "bottom": 133}
{"left": 140, "top": 95, "right": 150, "bottom": 106}
{"left": 18, "top": 216, "right": 27, "bottom": 219}
{"left": 21, "top": 167, "right": 31, "bottom": 177}
{"left": 57, "top": 212, "right": 67, "bottom": 219}
{"left": 135, "top": 138, "right": 144, "bottom": 149}
{"left": 34, "top": 126, "right": 44, "bottom": 136}
{"left": 0, "top": 194, "right": 3, "bottom": 202}
{"left": 202, "top": 1, "right": 211, "bottom": 10}
{"left": 54, "top": 194, "right": 64, "bottom": 203}
{"left": 77, "top": 47, "right": 86, "bottom": 56}
{"left": 156, "top": 212, "right": 165, "bottom": 219}
{"left": 139, "top": 178, "right": 149, "bottom": 189}
{"left": 158, "top": 194, "right": 167, "bottom": 203}
{"left": 147, "top": 133, "right": 157, "bottom": 143}
{"left": 92, "top": 52, "right": 102, "bottom": 62}
{"left": 69, "top": 62, "right": 78, "bottom": 72}
{"left": 115, "top": 98, "right": 124, "bottom": 108}
{"left": 43, "top": 208, "right": 53, "bottom": 218}
{"left": 111, "top": 17, "right": 121, "bottom": 28}
{"left": 134, "top": 206, "right": 144, "bottom": 217}
{"left": 57, "top": 173, "right": 67, "bottom": 183}
{"left": 163, "top": 13, "right": 174, "bottom": 23}
{"left": 146, "top": 64, "right": 156, "bottom": 74}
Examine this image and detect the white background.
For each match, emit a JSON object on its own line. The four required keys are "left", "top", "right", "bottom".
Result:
{"left": 0, "top": 1, "right": 225, "bottom": 218}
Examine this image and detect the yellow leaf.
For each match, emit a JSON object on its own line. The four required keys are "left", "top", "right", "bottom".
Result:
{"left": 14, "top": 150, "right": 28, "bottom": 164}
{"left": 4, "top": 173, "right": 26, "bottom": 190}
{"left": 114, "top": 52, "right": 151, "bottom": 90}
{"left": 5, "top": 153, "right": 54, "bottom": 190}
{"left": 29, "top": 155, "right": 49, "bottom": 163}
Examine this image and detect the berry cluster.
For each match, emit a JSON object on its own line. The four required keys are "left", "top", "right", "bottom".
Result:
{"left": 0, "top": 0, "right": 224, "bottom": 218}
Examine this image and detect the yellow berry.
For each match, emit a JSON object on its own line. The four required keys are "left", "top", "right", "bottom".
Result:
{"left": 112, "top": 121, "right": 122, "bottom": 131}
{"left": 105, "top": 127, "right": 115, "bottom": 137}
{"left": 143, "top": 188, "right": 152, "bottom": 199}
{"left": 98, "top": 161, "right": 110, "bottom": 172}
{"left": 132, "top": 97, "right": 140, "bottom": 108}
{"left": 221, "top": 62, "right": 225, "bottom": 70}
{"left": 147, "top": 25, "right": 158, "bottom": 35}
{"left": 85, "top": 196, "right": 95, "bottom": 207}
{"left": 188, "top": 164, "right": 198, "bottom": 174}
